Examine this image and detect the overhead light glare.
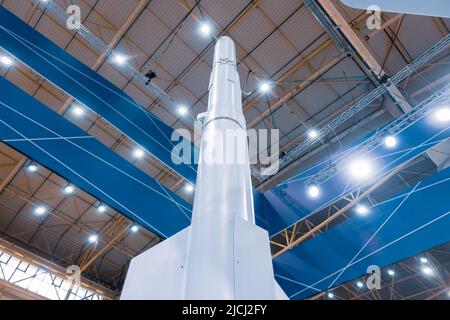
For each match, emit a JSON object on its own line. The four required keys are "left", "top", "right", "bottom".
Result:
{"left": 34, "top": 206, "right": 47, "bottom": 216}
{"left": 64, "top": 185, "right": 75, "bottom": 194}
{"left": 259, "top": 82, "right": 271, "bottom": 93}
{"left": 419, "top": 257, "right": 428, "bottom": 264}
{"left": 134, "top": 148, "right": 145, "bottom": 159}
{"left": 384, "top": 136, "right": 397, "bottom": 148}
{"left": 348, "top": 158, "right": 373, "bottom": 180}
{"left": 421, "top": 266, "right": 434, "bottom": 276}
{"left": 72, "top": 105, "right": 85, "bottom": 117}
{"left": 356, "top": 281, "right": 364, "bottom": 288}
{"left": 28, "top": 164, "right": 38, "bottom": 172}
{"left": 434, "top": 107, "right": 450, "bottom": 122}
{"left": 177, "top": 105, "right": 188, "bottom": 117}
{"left": 88, "top": 234, "right": 98, "bottom": 243}
{"left": 355, "top": 204, "right": 370, "bottom": 216}
{"left": 97, "top": 205, "right": 106, "bottom": 213}
{"left": 0, "top": 55, "right": 13, "bottom": 66}
{"left": 307, "top": 129, "right": 319, "bottom": 139}
{"left": 111, "top": 53, "right": 127, "bottom": 65}
{"left": 307, "top": 185, "right": 320, "bottom": 198}
{"left": 184, "top": 184, "right": 195, "bottom": 193}
{"left": 387, "top": 269, "right": 395, "bottom": 276}
{"left": 131, "top": 225, "right": 139, "bottom": 233}
{"left": 199, "top": 22, "right": 211, "bottom": 36}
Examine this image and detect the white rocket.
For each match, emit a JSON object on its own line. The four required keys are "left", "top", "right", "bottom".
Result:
{"left": 121, "top": 37, "right": 287, "bottom": 300}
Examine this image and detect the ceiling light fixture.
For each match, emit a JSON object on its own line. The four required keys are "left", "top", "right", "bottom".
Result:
{"left": 184, "top": 184, "right": 195, "bottom": 193}
{"left": 421, "top": 266, "right": 434, "bottom": 276}
{"left": 27, "top": 164, "right": 38, "bottom": 172}
{"left": 34, "top": 206, "right": 47, "bottom": 216}
{"left": 64, "top": 185, "right": 75, "bottom": 194}
{"left": 384, "top": 136, "right": 398, "bottom": 148}
{"left": 111, "top": 53, "right": 127, "bottom": 65}
{"left": 0, "top": 55, "right": 13, "bottom": 66}
{"left": 259, "top": 82, "right": 271, "bottom": 94}
{"left": 88, "top": 234, "right": 98, "bottom": 244}
{"left": 177, "top": 105, "right": 188, "bottom": 117}
{"left": 200, "top": 22, "right": 211, "bottom": 36}
{"left": 307, "top": 129, "right": 319, "bottom": 139}
{"left": 72, "top": 105, "right": 85, "bottom": 117}
{"left": 434, "top": 107, "right": 450, "bottom": 122}
{"left": 355, "top": 204, "right": 370, "bottom": 216}
{"left": 134, "top": 148, "right": 145, "bottom": 159}
{"left": 307, "top": 185, "right": 320, "bottom": 198}
{"left": 348, "top": 158, "right": 373, "bottom": 180}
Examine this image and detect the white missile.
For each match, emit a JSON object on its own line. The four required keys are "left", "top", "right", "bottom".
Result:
{"left": 121, "top": 36, "right": 287, "bottom": 300}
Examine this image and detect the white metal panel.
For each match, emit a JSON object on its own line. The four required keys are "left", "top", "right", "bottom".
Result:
{"left": 121, "top": 227, "right": 189, "bottom": 300}
{"left": 234, "top": 217, "right": 278, "bottom": 299}
{"left": 342, "top": 0, "right": 450, "bottom": 18}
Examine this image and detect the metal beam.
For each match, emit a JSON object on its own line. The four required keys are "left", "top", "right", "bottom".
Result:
{"left": 79, "top": 217, "right": 130, "bottom": 273}
{"left": 316, "top": 0, "right": 411, "bottom": 112}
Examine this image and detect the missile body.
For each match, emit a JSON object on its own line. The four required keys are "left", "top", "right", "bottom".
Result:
{"left": 121, "top": 37, "right": 286, "bottom": 300}
{"left": 183, "top": 36, "right": 256, "bottom": 299}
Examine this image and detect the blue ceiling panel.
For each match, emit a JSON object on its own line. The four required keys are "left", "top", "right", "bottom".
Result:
{"left": 274, "top": 166, "right": 450, "bottom": 299}
{"left": 0, "top": 76, "right": 192, "bottom": 238}
{"left": 0, "top": 6, "right": 197, "bottom": 184}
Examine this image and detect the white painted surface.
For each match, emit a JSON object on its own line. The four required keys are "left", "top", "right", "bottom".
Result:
{"left": 234, "top": 217, "right": 279, "bottom": 299}
{"left": 341, "top": 0, "right": 450, "bottom": 18}
{"left": 121, "top": 227, "right": 189, "bottom": 300}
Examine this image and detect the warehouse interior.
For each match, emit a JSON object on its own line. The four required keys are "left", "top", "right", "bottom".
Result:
{"left": 0, "top": 0, "right": 449, "bottom": 300}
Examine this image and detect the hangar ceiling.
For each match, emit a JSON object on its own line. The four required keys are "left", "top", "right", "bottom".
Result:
{"left": 0, "top": 0, "right": 449, "bottom": 298}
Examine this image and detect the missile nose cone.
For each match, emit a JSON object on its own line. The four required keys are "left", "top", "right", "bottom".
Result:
{"left": 214, "top": 36, "right": 236, "bottom": 65}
